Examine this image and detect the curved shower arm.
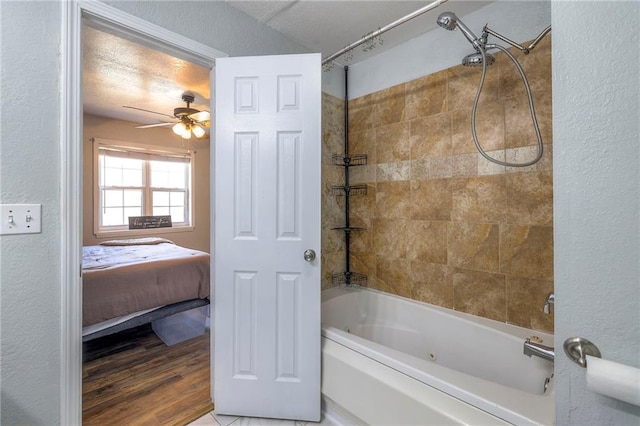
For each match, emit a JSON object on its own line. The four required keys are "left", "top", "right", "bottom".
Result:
{"left": 483, "top": 25, "right": 551, "bottom": 54}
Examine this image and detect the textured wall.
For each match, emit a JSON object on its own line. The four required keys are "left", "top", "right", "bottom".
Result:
{"left": 553, "top": 1, "right": 640, "bottom": 424}
{"left": 0, "top": 1, "right": 309, "bottom": 424}
{"left": 346, "top": 37, "right": 554, "bottom": 333}
{"left": 82, "top": 114, "right": 211, "bottom": 252}
{"left": 0, "top": 2, "right": 63, "bottom": 424}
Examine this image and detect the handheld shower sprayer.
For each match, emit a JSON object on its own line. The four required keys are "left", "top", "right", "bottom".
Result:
{"left": 436, "top": 11, "right": 551, "bottom": 168}
{"left": 436, "top": 12, "right": 483, "bottom": 50}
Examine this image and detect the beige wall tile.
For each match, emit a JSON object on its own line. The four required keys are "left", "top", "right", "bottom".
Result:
{"left": 453, "top": 153, "right": 478, "bottom": 177}
{"left": 505, "top": 95, "right": 539, "bottom": 149}
{"left": 321, "top": 249, "right": 345, "bottom": 290}
{"left": 350, "top": 252, "right": 376, "bottom": 282}
{"left": 535, "top": 144, "right": 553, "bottom": 172}
{"left": 474, "top": 101, "right": 506, "bottom": 151}
{"left": 499, "top": 36, "right": 552, "bottom": 100}
{"left": 451, "top": 175, "right": 506, "bottom": 223}
{"left": 500, "top": 225, "right": 554, "bottom": 280}
{"left": 322, "top": 218, "right": 345, "bottom": 252}
{"left": 447, "top": 64, "right": 500, "bottom": 112}
{"left": 351, "top": 183, "right": 376, "bottom": 221}
{"left": 478, "top": 151, "right": 506, "bottom": 176}
{"left": 506, "top": 171, "right": 553, "bottom": 225}
{"left": 373, "top": 83, "right": 406, "bottom": 126}
{"left": 376, "top": 256, "right": 412, "bottom": 298}
{"left": 409, "top": 112, "right": 452, "bottom": 159}
{"left": 411, "top": 261, "right": 454, "bottom": 308}
{"left": 410, "top": 178, "right": 452, "bottom": 221}
{"left": 407, "top": 220, "right": 448, "bottom": 264}
{"left": 377, "top": 161, "right": 410, "bottom": 182}
{"left": 349, "top": 129, "right": 376, "bottom": 163}
{"left": 451, "top": 109, "right": 478, "bottom": 155}
{"left": 350, "top": 219, "right": 372, "bottom": 254}
{"left": 349, "top": 94, "right": 374, "bottom": 133}
{"left": 375, "top": 122, "right": 410, "bottom": 163}
{"left": 349, "top": 164, "right": 376, "bottom": 184}
{"left": 376, "top": 181, "right": 411, "bottom": 219}
{"left": 505, "top": 146, "right": 539, "bottom": 173}
{"left": 405, "top": 70, "right": 448, "bottom": 119}
{"left": 451, "top": 101, "right": 506, "bottom": 154}
{"left": 409, "top": 159, "right": 430, "bottom": 181}
{"left": 453, "top": 268, "right": 506, "bottom": 322}
{"left": 429, "top": 155, "right": 453, "bottom": 178}
{"left": 373, "top": 218, "right": 408, "bottom": 259}
{"left": 507, "top": 276, "right": 554, "bottom": 333}
{"left": 448, "top": 222, "right": 500, "bottom": 272}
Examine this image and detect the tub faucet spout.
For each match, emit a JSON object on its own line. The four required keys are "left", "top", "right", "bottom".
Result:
{"left": 523, "top": 338, "right": 555, "bottom": 362}
{"left": 543, "top": 292, "right": 554, "bottom": 314}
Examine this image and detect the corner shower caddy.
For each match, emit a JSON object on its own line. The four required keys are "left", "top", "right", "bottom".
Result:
{"left": 331, "top": 66, "right": 368, "bottom": 287}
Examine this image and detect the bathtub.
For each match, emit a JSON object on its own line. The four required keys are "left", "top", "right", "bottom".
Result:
{"left": 321, "top": 286, "right": 555, "bottom": 425}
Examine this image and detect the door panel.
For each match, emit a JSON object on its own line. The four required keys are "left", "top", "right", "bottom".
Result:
{"left": 214, "top": 53, "right": 321, "bottom": 421}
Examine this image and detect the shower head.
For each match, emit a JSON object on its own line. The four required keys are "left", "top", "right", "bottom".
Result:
{"left": 462, "top": 51, "right": 495, "bottom": 67}
{"left": 436, "top": 12, "right": 481, "bottom": 49}
{"left": 436, "top": 11, "right": 458, "bottom": 31}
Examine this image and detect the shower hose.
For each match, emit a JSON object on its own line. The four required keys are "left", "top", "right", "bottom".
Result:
{"left": 472, "top": 44, "right": 544, "bottom": 167}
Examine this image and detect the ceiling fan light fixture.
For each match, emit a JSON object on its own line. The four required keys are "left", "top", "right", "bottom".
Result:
{"left": 192, "top": 124, "right": 206, "bottom": 138}
{"left": 172, "top": 121, "right": 187, "bottom": 137}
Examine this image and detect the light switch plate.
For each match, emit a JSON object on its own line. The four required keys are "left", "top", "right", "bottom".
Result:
{"left": 0, "top": 204, "right": 42, "bottom": 235}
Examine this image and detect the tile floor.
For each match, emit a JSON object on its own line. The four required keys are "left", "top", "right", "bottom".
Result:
{"left": 188, "top": 410, "right": 340, "bottom": 426}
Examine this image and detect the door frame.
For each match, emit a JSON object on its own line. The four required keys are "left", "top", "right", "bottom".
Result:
{"left": 60, "top": 1, "right": 225, "bottom": 423}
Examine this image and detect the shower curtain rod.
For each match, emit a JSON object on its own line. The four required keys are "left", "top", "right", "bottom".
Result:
{"left": 322, "top": 0, "right": 449, "bottom": 66}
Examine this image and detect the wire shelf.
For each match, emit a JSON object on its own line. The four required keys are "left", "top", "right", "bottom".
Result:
{"left": 332, "top": 153, "right": 368, "bottom": 167}
{"left": 332, "top": 272, "right": 368, "bottom": 287}
{"left": 331, "top": 184, "right": 368, "bottom": 196}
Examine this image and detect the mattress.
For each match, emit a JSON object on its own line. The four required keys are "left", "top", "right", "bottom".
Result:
{"left": 82, "top": 239, "right": 210, "bottom": 327}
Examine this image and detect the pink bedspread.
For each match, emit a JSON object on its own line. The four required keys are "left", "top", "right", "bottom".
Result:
{"left": 82, "top": 242, "right": 210, "bottom": 326}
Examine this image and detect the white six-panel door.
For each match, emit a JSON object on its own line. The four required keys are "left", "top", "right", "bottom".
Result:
{"left": 214, "top": 53, "right": 321, "bottom": 421}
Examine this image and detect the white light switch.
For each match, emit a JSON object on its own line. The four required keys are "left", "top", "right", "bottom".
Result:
{"left": 0, "top": 204, "right": 42, "bottom": 235}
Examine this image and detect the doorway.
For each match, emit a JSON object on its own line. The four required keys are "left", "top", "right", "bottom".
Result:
{"left": 61, "top": 2, "right": 224, "bottom": 423}
{"left": 81, "top": 22, "right": 212, "bottom": 424}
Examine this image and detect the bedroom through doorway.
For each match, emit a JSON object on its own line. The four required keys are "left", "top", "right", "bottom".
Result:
{"left": 79, "top": 16, "right": 215, "bottom": 425}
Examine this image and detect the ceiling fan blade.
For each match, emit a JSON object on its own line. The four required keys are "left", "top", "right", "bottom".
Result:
{"left": 135, "top": 122, "right": 175, "bottom": 129}
{"left": 123, "top": 105, "right": 175, "bottom": 119}
{"left": 188, "top": 110, "right": 210, "bottom": 123}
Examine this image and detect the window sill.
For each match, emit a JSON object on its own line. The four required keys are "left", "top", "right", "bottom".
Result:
{"left": 94, "top": 226, "right": 194, "bottom": 239}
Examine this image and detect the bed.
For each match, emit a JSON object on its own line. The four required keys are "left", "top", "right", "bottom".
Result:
{"left": 81, "top": 237, "right": 210, "bottom": 342}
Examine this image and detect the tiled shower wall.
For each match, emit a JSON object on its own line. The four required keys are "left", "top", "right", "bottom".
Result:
{"left": 321, "top": 93, "right": 347, "bottom": 290}
{"left": 333, "top": 37, "right": 554, "bottom": 333}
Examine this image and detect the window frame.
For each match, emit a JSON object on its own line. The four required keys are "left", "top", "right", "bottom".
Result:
{"left": 92, "top": 138, "right": 196, "bottom": 238}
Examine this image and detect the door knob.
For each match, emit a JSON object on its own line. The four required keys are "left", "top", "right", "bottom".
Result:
{"left": 303, "top": 249, "right": 316, "bottom": 262}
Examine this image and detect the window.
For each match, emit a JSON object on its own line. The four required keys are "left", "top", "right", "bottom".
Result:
{"left": 93, "top": 139, "right": 194, "bottom": 235}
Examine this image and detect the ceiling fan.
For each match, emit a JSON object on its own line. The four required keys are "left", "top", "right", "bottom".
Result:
{"left": 125, "top": 92, "right": 210, "bottom": 139}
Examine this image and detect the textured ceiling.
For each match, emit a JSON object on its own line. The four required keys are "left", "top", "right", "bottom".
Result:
{"left": 82, "top": 1, "right": 492, "bottom": 127}
{"left": 83, "top": 24, "right": 211, "bottom": 127}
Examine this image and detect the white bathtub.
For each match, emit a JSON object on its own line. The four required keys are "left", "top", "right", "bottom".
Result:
{"left": 321, "top": 286, "right": 555, "bottom": 425}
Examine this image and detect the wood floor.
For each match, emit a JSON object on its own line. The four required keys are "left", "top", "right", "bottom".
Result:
{"left": 82, "top": 324, "right": 213, "bottom": 426}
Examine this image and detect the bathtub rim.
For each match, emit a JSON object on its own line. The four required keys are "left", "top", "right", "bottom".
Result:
{"left": 322, "top": 285, "right": 554, "bottom": 346}
{"left": 321, "top": 286, "right": 555, "bottom": 426}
